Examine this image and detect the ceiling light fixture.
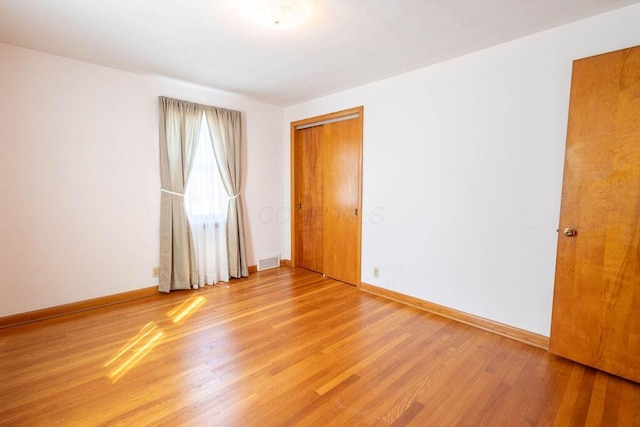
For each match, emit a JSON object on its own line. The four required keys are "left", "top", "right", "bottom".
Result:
{"left": 252, "top": 0, "right": 312, "bottom": 30}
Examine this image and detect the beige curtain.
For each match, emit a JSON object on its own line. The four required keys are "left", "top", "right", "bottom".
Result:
{"left": 158, "top": 97, "right": 203, "bottom": 292}
{"left": 204, "top": 106, "right": 249, "bottom": 278}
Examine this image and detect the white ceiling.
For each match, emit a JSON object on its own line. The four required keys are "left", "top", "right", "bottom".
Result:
{"left": 0, "top": 0, "right": 638, "bottom": 106}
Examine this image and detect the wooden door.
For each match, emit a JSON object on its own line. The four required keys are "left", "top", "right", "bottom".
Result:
{"left": 322, "top": 118, "right": 362, "bottom": 286}
{"left": 550, "top": 46, "right": 640, "bottom": 383}
{"left": 291, "top": 107, "right": 363, "bottom": 286}
{"left": 294, "top": 126, "right": 323, "bottom": 273}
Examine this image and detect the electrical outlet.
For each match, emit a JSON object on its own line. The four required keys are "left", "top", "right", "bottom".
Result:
{"left": 373, "top": 267, "right": 379, "bottom": 278}
{"left": 152, "top": 266, "right": 159, "bottom": 278}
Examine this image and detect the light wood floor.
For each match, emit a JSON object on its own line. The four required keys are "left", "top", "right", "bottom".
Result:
{"left": 1, "top": 268, "right": 639, "bottom": 426}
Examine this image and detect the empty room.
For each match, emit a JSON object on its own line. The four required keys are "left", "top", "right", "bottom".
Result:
{"left": 1, "top": 0, "right": 639, "bottom": 425}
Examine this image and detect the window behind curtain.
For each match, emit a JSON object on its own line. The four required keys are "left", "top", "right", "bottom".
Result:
{"left": 184, "top": 113, "right": 229, "bottom": 286}
{"left": 185, "top": 114, "right": 228, "bottom": 226}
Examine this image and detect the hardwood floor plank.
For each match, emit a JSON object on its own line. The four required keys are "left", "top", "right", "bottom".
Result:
{"left": 315, "top": 332, "right": 412, "bottom": 395}
{"left": 584, "top": 371, "right": 609, "bottom": 426}
{"left": 0, "top": 267, "right": 638, "bottom": 426}
{"left": 456, "top": 345, "right": 533, "bottom": 425}
{"left": 363, "top": 323, "right": 461, "bottom": 422}
{"left": 616, "top": 377, "right": 640, "bottom": 427}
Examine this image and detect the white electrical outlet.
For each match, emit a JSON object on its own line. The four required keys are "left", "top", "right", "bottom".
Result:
{"left": 152, "top": 266, "right": 159, "bottom": 278}
{"left": 373, "top": 267, "right": 379, "bottom": 278}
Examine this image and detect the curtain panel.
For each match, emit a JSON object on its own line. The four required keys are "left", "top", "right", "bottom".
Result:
{"left": 204, "top": 106, "right": 249, "bottom": 278}
{"left": 158, "top": 96, "right": 249, "bottom": 292}
{"left": 158, "top": 97, "right": 203, "bottom": 292}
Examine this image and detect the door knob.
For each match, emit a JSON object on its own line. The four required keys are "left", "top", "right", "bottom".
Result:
{"left": 563, "top": 227, "right": 577, "bottom": 237}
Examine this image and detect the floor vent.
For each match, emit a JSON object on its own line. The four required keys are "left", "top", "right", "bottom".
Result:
{"left": 257, "top": 256, "right": 280, "bottom": 271}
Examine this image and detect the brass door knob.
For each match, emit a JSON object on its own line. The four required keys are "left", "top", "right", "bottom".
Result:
{"left": 563, "top": 227, "right": 577, "bottom": 237}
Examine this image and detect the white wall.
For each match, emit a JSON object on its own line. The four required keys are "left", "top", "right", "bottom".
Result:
{"left": 0, "top": 43, "right": 285, "bottom": 317}
{"left": 284, "top": 4, "right": 640, "bottom": 336}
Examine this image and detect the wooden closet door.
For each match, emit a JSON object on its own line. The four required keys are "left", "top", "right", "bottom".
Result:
{"left": 550, "top": 46, "right": 640, "bottom": 383}
{"left": 294, "top": 126, "right": 324, "bottom": 273}
{"left": 322, "top": 118, "right": 361, "bottom": 286}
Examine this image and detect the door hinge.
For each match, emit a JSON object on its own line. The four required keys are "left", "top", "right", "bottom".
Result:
{"left": 355, "top": 208, "right": 358, "bottom": 216}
